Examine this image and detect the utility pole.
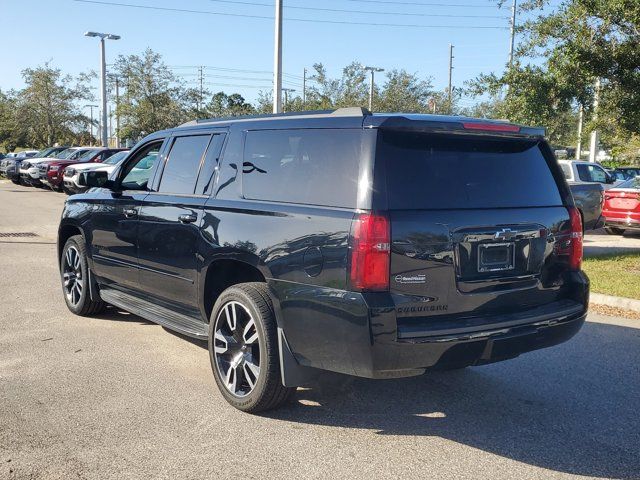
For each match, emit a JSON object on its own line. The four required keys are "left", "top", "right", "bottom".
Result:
{"left": 576, "top": 104, "right": 584, "bottom": 160}
{"left": 84, "top": 31, "right": 120, "bottom": 147}
{"left": 108, "top": 106, "right": 113, "bottom": 146}
{"left": 273, "top": 0, "right": 283, "bottom": 113}
{"left": 508, "top": 0, "right": 517, "bottom": 68}
{"left": 84, "top": 104, "right": 98, "bottom": 146}
{"left": 363, "top": 65, "right": 384, "bottom": 112}
{"left": 282, "top": 88, "right": 295, "bottom": 112}
{"left": 448, "top": 44, "right": 454, "bottom": 114}
{"left": 114, "top": 76, "right": 120, "bottom": 148}
{"left": 302, "top": 67, "right": 307, "bottom": 106}
{"left": 198, "top": 66, "right": 204, "bottom": 115}
{"left": 589, "top": 78, "right": 601, "bottom": 163}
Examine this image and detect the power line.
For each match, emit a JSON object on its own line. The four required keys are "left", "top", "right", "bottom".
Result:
{"left": 344, "top": 0, "right": 500, "bottom": 7}
{"left": 201, "top": 0, "right": 509, "bottom": 18}
{"left": 73, "top": 0, "right": 509, "bottom": 29}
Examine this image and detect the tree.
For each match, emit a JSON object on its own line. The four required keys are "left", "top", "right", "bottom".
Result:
{"left": 469, "top": 0, "right": 640, "bottom": 152}
{"left": 205, "top": 92, "right": 256, "bottom": 118}
{"left": 377, "top": 70, "right": 434, "bottom": 113}
{"left": 114, "top": 49, "right": 191, "bottom": 141}
{"left": 13, "top": 65, "right": 94, "bottom": 147}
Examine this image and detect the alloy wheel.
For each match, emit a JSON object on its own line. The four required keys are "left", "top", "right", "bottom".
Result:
{"left": 63, "top": 246, "right": 83, "bottom": 306}
{"left": 213, "top": 301, "right": 261, "bottom": 397}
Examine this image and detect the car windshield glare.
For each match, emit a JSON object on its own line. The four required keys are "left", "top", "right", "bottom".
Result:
{"left": 103, "top": 151, "right": 127, "bottom": 165}
{"left": 618, "top": 177, "right": 640, "bottom": 189}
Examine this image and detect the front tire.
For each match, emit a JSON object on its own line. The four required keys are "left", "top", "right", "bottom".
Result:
{"left": 208, "top": 283, "right": 294, "bottom": 413}
{"left": 605, "top": 226, "right": 625, "bottom": 235}
{"left": 60, "top": 235, "right": 105, "bottom": 316}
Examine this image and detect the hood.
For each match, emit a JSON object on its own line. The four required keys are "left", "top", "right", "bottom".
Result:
{"left": 66, "top": 162, "right": 104, "bottom": 172}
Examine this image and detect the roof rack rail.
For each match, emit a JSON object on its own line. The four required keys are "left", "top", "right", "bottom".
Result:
{"left": 179, "top": 106, "right": 372, "bottom": 127}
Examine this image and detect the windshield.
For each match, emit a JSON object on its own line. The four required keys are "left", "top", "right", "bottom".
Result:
{"left": 34, "top": 148, "right": 54, "bottom": 158}
{"left": 618, "top": 177, "right": 640, "bottom": 189}
{"left": 77, "top": 149, "right": 99, "bottom": 160}
{"left": 55, "top": 149, "right": 77, "bottom": 159}
{"left": 103, "top": 151, "right": 128, "bottom": 165}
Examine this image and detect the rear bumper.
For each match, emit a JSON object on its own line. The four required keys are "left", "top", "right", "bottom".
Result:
{"left": 273, "top": 272, "right": 588, "bottom": 379}
{"left": 604, "top": 214, "right": 640, "bottom": 231}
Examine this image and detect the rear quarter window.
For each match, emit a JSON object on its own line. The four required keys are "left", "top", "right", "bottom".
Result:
{"left": 379, "top": 131, "right": 563, "bottom": 210}
{"left": 242, "top": 129, "right": 362, "bottom": 208}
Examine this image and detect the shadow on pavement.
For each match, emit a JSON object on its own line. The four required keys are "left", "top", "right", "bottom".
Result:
{"left": 266, "top": 321, "right": 640, "bottom": 479}
{"left": 90, "top": 306, "right": 639, "bottom": 478}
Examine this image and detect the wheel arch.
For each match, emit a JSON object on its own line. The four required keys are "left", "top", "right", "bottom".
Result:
{"left": 199, "top": 257, "right": 270, "bottom": 323}
{"left": 57, "top": 223, "right": 85, "bottom": 263}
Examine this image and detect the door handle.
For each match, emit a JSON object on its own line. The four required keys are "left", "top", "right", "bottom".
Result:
{"left": 123, "top": 208, "right": 138, "bottom": 218}
{"left": 178, "top": 214, "right": 198, "bottom": 224}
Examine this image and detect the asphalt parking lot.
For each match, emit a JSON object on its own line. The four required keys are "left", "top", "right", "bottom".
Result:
{"left": 1, "top": 181, "right": 639, "bottom": 480}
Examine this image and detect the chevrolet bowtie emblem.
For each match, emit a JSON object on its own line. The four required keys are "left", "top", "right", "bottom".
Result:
{"left": 495, "top": 228, "right": 516, "bottom": 241}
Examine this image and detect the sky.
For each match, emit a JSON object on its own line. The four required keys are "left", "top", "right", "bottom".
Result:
{"left": 1, "top": 0, "right": 524, "bottom": 108}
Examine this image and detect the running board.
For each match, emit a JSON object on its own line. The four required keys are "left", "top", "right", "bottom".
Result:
{"left": 100, "top": 287, "right": 208, "bottom": 339}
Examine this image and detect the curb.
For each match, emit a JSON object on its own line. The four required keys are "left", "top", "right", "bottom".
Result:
{"left": 590, "top": 293, "right": 640, "bottom": 313}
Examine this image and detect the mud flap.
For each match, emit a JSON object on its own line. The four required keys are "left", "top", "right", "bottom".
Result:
{"left": 278, "top": 327, "right": 320, "bottom": 387}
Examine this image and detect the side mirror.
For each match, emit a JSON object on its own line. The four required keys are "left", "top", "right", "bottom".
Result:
{"left": 605, "top": 174, "right": 615, "bottom": 184}
{"left": 81, "top": 170, "right": 112, "bottom": 189}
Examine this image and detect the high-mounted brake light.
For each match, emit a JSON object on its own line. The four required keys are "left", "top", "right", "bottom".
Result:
{"left": 350, "top": 213, "right": 390, "bottom": 291}
{"left": 462, "top": 122, "right": 520, "bottom": 133}
{"left": 567, "top": 206, "right": 583, "bottom": 270}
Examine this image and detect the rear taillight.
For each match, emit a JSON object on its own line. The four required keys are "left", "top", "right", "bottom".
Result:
{"left": 349, "top": 213, "right": 390, "bottom": 291}
{"left": 567, "top": 206, "right": 583, "bottom": 270}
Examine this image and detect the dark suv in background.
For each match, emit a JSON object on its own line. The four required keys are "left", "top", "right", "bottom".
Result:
{"left": 58, "top": 108, "right": 588, "bottom": 413}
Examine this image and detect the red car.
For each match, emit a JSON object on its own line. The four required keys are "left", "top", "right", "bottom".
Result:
{"left": 40, "top": 147, "right": 127, "bottom": 191}
{"left": 603, "top": 176, "right": 640, "bottom": 235}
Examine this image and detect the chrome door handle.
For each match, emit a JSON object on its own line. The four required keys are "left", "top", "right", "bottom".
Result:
{"left": 178, "top": 214, "right": 198, "bottom": 224}
{"left": 123, "top": 208, "right": 138, "bottom": 218}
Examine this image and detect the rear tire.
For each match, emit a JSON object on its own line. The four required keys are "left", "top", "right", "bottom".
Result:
{"left": 60, "top": 235, "right": 105, "bottom": 316}
{"left": 11, "top": 178, "right": 20, "bottom": 185}
{"left": 208, "top": 282, "right": 295, "bottom": 413}
{"left": 605, "top": 227, "right": 625, "bottom": 235}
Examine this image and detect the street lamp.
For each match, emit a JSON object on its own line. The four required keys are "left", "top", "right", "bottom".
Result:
{"left": 84, "top": 104, "right": 99, "bottom": 146}
{"left": 84, "top": 31, "right": 121, "bottom": 147}
{"left": 362, "top": 65, "right": 384, "bottom": 112}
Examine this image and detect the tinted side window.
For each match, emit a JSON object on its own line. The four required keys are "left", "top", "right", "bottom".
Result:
{"left": 159, "top": 135, "right": 211, "bottom": 195}
{"left": 121, "top": 142, "right": 163, "bottom": 191}
{"left": 560, "top": 163, "right": 571, "bottom": 179}
{"left": 243, "top": 129, "right": 362, "bottom": 208}
{"left": 576, "top": 164, "right": 607, "bottom": 183}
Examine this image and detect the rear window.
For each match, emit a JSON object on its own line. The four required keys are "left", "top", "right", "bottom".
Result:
{"left": 243, "top": 129, "right": 362, "bottom": 208}
{"left": 379, "top": 131, "right": 563, "bottom": 209}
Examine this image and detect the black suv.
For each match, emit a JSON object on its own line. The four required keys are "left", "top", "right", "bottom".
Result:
{"left": 58, "top": 108, "right": 588, "bottom": 412}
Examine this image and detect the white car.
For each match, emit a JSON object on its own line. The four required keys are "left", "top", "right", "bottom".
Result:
{"left": 558, "top": 160, "right": 618, "bottom": 189}
{"left": 63, "top": 150, "right": 129, "bottom": 194}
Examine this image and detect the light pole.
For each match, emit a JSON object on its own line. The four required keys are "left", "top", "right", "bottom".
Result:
{"left": 84, "top": 31, "right": 120, "bottom": 147}
{"left": 273, "top": 0, "right": 283, "bottom": 113}
{"left": 84, "top": 104, "right": 98, "bottom": 146}
{"left": 363, "top": 66, "right": 384, "bottom": 112}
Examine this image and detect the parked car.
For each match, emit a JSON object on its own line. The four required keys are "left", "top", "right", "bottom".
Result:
{"left": 63, "top": 150, "right": 129, "bottom": 194}
{"left": 613, "top": 167, "right": 640, "bottom": 180}
{"left": 558, "top": 159, "right": 617, "bottom": 188}
{"left": 40, "top": 147, "right": 126, "bottom": 192}
{"left": 602, "top": 176, "right": 640, "bottom": 235}
{"left": 2, "top": 148, "right": 65, "bottom": 184}
{"left": 18, "top": 147, "right": 70, "bottom": 186}
{"left": 569, "top": 183, "right": 605, "bottom": 231}
{"left": 59, "top": 108, "right": 588, "bottom": 413}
